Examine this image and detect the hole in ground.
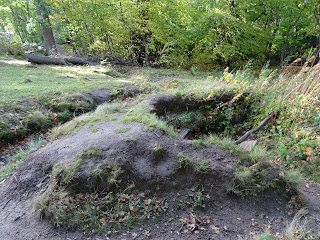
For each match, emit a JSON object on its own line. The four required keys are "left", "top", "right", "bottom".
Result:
{"left": 156, "top": 93, "right": 253, "bottom": 139}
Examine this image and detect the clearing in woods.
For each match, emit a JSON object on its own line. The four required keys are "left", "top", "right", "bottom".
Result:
{"left": 0, "top": 58, "right": 320, "bottom": 240}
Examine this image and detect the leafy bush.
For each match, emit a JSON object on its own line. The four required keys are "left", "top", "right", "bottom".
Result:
{"left": 23, "top": 111, "right": 52, "bottom": 133}
{"left": 0, "top": 34, "right": 25, "bottom": 56}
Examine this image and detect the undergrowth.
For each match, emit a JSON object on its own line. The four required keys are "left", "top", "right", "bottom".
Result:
{"left": 35, "top": 147, "right": 168, "bottom": 235}
{"left": 0, "top": 136, "right": 47, "bottom": 181}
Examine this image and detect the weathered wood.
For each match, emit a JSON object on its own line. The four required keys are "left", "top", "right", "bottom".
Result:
{"left": 27, "top": 54, "right": 66, "bottom": 65}
{"left": 64, "top": 57, "right": 91, "bottom": 65}
{"left": 235, "top": 113, "right": 274, "bottom": 145}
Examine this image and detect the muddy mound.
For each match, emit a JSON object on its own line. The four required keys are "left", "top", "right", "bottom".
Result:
{"left": 5, "top": 119, "right": 235, "bottom": 196}
{"left": 0, "top": 114, "right": 306, "bottom": 239}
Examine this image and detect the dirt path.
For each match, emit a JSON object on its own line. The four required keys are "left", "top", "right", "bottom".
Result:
{"left": 0, "top": 58, "right": 30, "bottom": 66}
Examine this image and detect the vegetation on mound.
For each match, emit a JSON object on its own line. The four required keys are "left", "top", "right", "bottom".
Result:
{"left": 206, "top": 135, "right": 302, "bottom": 200}
{"left": 34, "top": 135, "right": 302, "bottom": 235}
{"left": 246, "top": 209, "right": 320, "bottom": 240}
{"left": 50, "top": 102, "right": 122, "bottom": 139}
{"left": 35, "top": 147, "right": 170, "bottom": 234}
{"left": 122, "top": 63, "right": 320, "bottom": 186}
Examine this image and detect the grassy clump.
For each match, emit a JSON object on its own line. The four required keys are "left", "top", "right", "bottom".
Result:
{"left": 0, "top": 120, "right": 11, "bottom": 138}
{"left": 152, "top": 143, "right": 163, "bottom": 152}
{"left": 229, "top": 161, "right": 302, "bottom": 198}
{"left": 49, "top": 93, "right": 95, "bottom": 113}
{"left": 176, "top": 152, "right": 210, "bottom": 173}
{"left": 23, "top": 111, "right": 52, "bottom": 133}
{"left": 51, "top": 102, "right": 122, "bottom": 139}
{"left": 121, "top": 105, "right": 177, "bottom": 137}
{"left": 206, "top": 134, "right": 301, "bottom": 198}
{"left": 246, "top": 209, "right": 315, "bottom": 240}
{"left": 192, "top": 139, "right": 204, "bottom": 148}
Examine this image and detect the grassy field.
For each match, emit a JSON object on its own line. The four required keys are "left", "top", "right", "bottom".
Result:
{"left": 0, "top": 59, "right": 134, "bottom": 103}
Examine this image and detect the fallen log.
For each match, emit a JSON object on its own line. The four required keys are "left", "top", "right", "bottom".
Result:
{"left": 235, "top": 113, "right": 274, "bottom": 145}
{"left": 64, "top": 57, "right": 91, "bottom": 65}
{"left": 27, "top": 54, "right": 67, "bottom": 65}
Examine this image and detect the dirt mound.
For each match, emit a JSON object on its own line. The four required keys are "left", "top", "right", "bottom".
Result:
{"left": 0, "top": 110, "right": 311, "bottom": 239}
{"left": 3, "top": 118, "right": 235, "bottom": 204}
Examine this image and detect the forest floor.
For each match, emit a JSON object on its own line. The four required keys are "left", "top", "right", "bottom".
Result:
{"left": 0, "top": 58, "right": 320, "bottom": 240}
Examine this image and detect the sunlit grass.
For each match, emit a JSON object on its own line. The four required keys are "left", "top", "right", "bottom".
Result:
{"left": 0, "top": 62, "right": 137, "bottom": 103}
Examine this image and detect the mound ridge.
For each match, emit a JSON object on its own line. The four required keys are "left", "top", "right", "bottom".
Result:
{"left": 0, "top": 107, "right": 312, "bottom": 239}
{"left": 5, "top": 119, "right": 235, "bottom": 195}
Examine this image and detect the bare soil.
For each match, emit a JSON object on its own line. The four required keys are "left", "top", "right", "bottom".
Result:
{"left": 1, "top": 112, "right": 320, "bottom": 239}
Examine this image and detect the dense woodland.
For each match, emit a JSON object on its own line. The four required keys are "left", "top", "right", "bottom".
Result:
{"left": 1, "top": 0, "right": 320, "bottom": 69}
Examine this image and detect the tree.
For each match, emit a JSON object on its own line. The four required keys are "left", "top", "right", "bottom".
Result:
{"left": 35, "top": 0, "right": 57, "bottom": 55}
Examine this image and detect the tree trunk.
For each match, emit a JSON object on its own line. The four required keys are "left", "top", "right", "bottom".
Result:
{"left": 27, "top": 54, "right": 66, "bottom": 65}
{"left": 35, "top": 1, "right": 57, "bottom": 56}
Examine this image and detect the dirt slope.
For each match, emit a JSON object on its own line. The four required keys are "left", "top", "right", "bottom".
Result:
{"left": 0, "top": 116, "right": 319, "bottom": 239}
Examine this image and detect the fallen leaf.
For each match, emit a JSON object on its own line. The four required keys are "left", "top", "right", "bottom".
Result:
{"left": 204, "top": 216, "right": 210, "bottom": 224}
{"left": 210, "top": 225, "right": 220, "bottom": 233}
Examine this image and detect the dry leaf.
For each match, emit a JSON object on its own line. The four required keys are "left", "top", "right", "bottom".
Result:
{"left": 210, "top": 225, "right": 220, "bottom": 233}
{"left": 252, "top": 223, "right": 259, "bottom": 227}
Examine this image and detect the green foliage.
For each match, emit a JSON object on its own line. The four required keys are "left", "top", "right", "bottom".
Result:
{"left": 23, "top": 111, "right": 52, "bottom": 133}
{"left": 186, "top": 188, "right": 206, "bottom": 209}
{"left": 121, "top": 105, "right": 177, "bottom": 137}
{"left": 60, "top": 158, "right": 83, "bottom": 185}
{"left": 89, "top": 127, "right": 97, "bottom": 133}
{"left": 176, "top": 152, "right": 209, "bottom": 173}
{"left": 192, "top": 139, "right": 204, "bottom": 148}
{"left": 0, "top": 136, "right": 47, "bottom": 181}
{"left": 81, "top": 147, "right": 103, "bottom": 157}
{"left": 195, "top": 160, "right": 210, "bottom": 173}
{"left": 152, "top": 143, "right": 163, "bottom": 152}
{"left": 2, "top": 0, "right": 319, "bottom": 67}
{"left": 177, "top": 152, "right": 194, "bottom": 169}
{"left": 0, "top": 120, "right": 10, "bottom": 138}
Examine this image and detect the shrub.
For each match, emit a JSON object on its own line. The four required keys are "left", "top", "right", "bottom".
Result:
{"left": 23, "top": 111, "right": 52, "bottom": 133}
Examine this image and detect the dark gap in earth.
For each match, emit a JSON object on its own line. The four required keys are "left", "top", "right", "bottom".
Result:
{"left": 156, "top": 93, "right": 252, "bottom": 139}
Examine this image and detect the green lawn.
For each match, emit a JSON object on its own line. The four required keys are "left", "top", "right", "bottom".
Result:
{"left": 0, "top": 60, "right": 137, "bottom": 104}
